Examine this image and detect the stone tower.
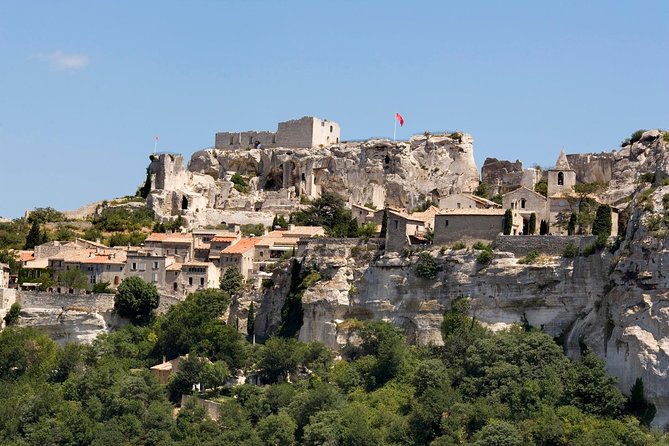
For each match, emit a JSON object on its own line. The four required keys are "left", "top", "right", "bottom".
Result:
{"left": 547, "top": 150, "right": 576, "bottom": 197}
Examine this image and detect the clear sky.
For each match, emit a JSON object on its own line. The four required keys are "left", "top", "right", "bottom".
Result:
{"left": 1, "top": 1, "right": 667, "bottom": 218}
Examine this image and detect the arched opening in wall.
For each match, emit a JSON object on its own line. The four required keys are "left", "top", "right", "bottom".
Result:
{"left": 301, "top": 173, "right": 306, "bottom": 182}
{"left": 521, "top": 199, "right": 526, "bottom": 209}
{"left": 336, "top": 138, "right": 339, "bottom": 143}
{"left": 114, "top": 276, "right": 120, "bottom": 285}
{"left": 173, "top": 282, "right": 178, "bottom": 291}
{"left": 182, "top": 196, "right": 189, "bottom": 210}
{"left": 522, "top": 218, "right": 529, "bottom": 235}
{"left": 557, "top": 172, "right": 564, "bottom": 186}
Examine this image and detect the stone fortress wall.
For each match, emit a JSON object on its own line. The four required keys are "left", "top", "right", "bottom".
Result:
{"left": 215, "top": 116, "right": 340, "bottom": 150}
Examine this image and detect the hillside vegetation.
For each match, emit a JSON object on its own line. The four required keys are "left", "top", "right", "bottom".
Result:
{"left": 0, "top": 291, "right": 664, "bottom": 446}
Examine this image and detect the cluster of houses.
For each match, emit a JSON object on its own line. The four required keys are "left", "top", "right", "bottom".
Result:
{"left": 384, "top": 151, "right": 618, "bottom": 252}
{"left": 10, "top": 224, "right": 324, "bottom": 295}
{"left": 3, "top": 151, "right": 618, "bottom": 296}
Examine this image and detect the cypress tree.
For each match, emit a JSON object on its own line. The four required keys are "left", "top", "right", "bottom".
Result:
{"left": 25, "top": 220, "right": 41, "bottom": 249}
{"left": 503, "top": 209, "right": 513, "bottom": 235}
{"left": 567, "top": 212, "right": 577, "bottom": 235}
{"left": 247, "top": 302, "right": 255, "bottom": 337}
{"left": 592, "top": 204, "right": 612, "bottom": 237}
{"left": 529, "top": 213, "right": 537, "bottom": 235}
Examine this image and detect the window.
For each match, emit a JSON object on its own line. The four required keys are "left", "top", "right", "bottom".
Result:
{"left": 444, "top": 219, "right": 449, "bottom": 227}
{"left": 330, "top": 125, "right": 333, "bottom": 132}
{"left": 394, "top": 220, "right": 399, "bottom": 230}
{"left": 153, "top": 262, "right": 159, "bottom": 270}
{"left": 166, "top": 249, "right": 169, "bottom": 255}
{"left": 188, "top": 277, "right": 193, "bottom": 286}
{"left": 200, "top": 278, "right": 204, "bottom": 286}
{"left": 89, "top": 276, "right": 96, "bottom": 284}
{"left": 106, "top": 265, "right": 110, "bottom": 271}
{"left": 152, "top": 273, "right": 158, "bottom": 283}
{"left": 131, "top": 262, "right": 137, "bottom": 271}
{"left": 321, "top": 122, "right": 325, "bottom": 127}
{"left": 457, "top": 203, "right": 461, "bottom": 209}
{"left": 521, "top": 199, "right": 526, "bottom": 209}
{"left": 557, "top": 172, "right": 564, "bottom": 186}
{"left": 230, "top": 135, "right": 234, "bottom": 145}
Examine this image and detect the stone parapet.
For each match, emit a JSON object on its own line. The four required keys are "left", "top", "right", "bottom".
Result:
{"left": 494, "top": 235, "right": 595, "bottom": 256}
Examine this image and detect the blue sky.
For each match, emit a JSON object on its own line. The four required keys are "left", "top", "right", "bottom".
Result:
{"left": 1, "top": 1, "right": 667, "bottom": 218}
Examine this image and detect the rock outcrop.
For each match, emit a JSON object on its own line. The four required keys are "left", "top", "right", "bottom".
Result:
{"left": 147, "top": 133, "right": 480, "bottom": 228}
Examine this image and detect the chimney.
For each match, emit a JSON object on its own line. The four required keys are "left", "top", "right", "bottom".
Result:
{"left": 234, "top": 224, "right": 240, "bottom": 234}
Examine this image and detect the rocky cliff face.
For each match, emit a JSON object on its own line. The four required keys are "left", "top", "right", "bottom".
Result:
{"left": 147, "top": 133, "right": 480, "bottom": 227}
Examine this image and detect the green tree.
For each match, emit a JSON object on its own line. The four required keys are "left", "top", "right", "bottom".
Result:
{"left": 3, "top": 303, "right": 21, "bottom": 326}
{"left": 137, "top": 167, "right": 152, "bottom": 199}
{"left": 221, "top": 266, "right": 244, "bottom": 297}
{"left": 257, "top": 411, "right": 296, "bottom": 446}
{"left": 474, "top": 182, "right": 491, "bottom": 199}
{"left": 592, "top": 204, "right": 612, "bottom": 237}
{"left": 473, "top": 419, "right": 523, "bottom": 446}
{"left": 25, "top": 220, "right": 42, "bottom": 249}
{"left": 259, "top": 337, "right": 303, "bottom": 383}
{"left": 92, "top": 281, "right": 114, "bottom": 293}
{"left": 272, "top": 214, "right": 289, "bottom": 229}
{"left": 114, "top": 276, "right": 160, "bottom": 324}
{"left": 292, "top": 191, "right": 358, "bottom": 237}
{"left": 534, "top": 179, "right": 548, "bottom": 197}
{"left": 247, "top": 302, "right": 255, "bottom": 338}
{"left": 415, "top": 252, "right": 438, "bottom": 279}
{"left": 529, "top": 213, "right": 536, "bottom": 235}
{"left": 27, "top": 207, "right": 65, "bottom": 224}
{"left": 540, "top": 219, "right": 549, "bottom": 235}
{"left": 567, "top": 212, "right": 577, "bottom": 235}
{"left": 503, "top": 209, "right": 513, "bottom": 235}
{"left": 626, "top": 377, "right": 656, "bottom": 426}
{"left": 57, "top": 268, "right": 89, "bottom": 290}
{"left": 357, "top": 222, "right": 377, "bottom": 241}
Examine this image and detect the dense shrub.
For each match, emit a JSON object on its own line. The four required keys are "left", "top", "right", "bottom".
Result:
{"left": 415, "top": 252, "right": 438, "bottom": 279}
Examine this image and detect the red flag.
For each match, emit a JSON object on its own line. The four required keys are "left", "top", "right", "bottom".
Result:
{"left": 395, "top": 112, "right": 404, "bottom": 126}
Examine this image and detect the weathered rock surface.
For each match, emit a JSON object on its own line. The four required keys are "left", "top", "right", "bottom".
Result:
{"left": 147, "top": 133, "right": 480, "bottom": 228}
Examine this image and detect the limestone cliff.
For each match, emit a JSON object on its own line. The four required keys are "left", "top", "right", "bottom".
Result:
{"left": 147, "top": 133, "right": 480, "bottom": 227}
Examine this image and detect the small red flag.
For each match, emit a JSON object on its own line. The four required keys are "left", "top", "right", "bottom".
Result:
{"left": 395, "top": 112, "right": 404, "bottom": 127}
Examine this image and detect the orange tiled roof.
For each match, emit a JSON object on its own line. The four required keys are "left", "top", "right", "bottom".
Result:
{"left": 221, "top": 238, "right": 260, "bottom": 254}
{"left": 211, "top": 236, "right": 238, "bottom": 242}
{"left": 145, "top": 232, "right": 193, "bottom": 243}
{"left": 17, "top": 251, "right": 35, "bottom": 262}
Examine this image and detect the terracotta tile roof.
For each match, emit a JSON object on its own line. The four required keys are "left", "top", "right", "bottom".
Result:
{"left": 183, "top": 260, "right": 211, "bottom": 267}
{"left": 222, "top": 238, "right": 260, "bottom": 254}
{"left": 17, "top": 251, "right": 35, "bottom": 262}
{"left": 502, "top": 186, "right": 548, "bottom": 201}
{"left": 166, "top": 263, "right": 183, "bottom": 271}
{"left": 388, "top": 206, "right": 439, "bottom": 223}
{"left": 211, "top": 236, "right": 238, "bottom": 242}
{"left": 145, "top": 232, "right": 193, "bottom": 243}
{"left": 52, "top": 249, "right": 127, "bottom": 264}
{"left": 265, "top": 226, "right": 325, "bottom": 238}
{"left": 437, "top": 208, "right": 507, "bottom": 216}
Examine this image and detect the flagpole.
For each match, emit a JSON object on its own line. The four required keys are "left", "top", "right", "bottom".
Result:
{"left": 393, "top": 114, "right": 397, "bottom": 142}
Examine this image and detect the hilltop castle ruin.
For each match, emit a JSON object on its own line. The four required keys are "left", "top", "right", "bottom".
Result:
{"left": 215, "top": 116, "right": 341, "bottom": 150}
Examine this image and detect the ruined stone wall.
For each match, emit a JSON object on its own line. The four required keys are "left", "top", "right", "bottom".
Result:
{"left": 215, "top": 131, "right": 276, "bottom": 150}
{"left": 494, "top": 235, "right": 595, "bottom": 256}
{"left": 434, "top": 214, "right": 505, "bottom": 245}
{"left": 276, "top": 116, "right": 314, "bottom": 148}
{"left": 18, "top": 291, "right": 116, "bottom": 312}
{"left": 310, "top": 117, "right": 340, "bottom": 146}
